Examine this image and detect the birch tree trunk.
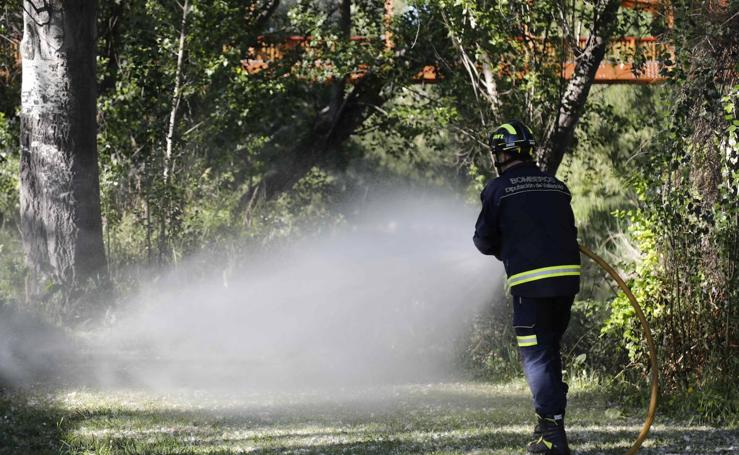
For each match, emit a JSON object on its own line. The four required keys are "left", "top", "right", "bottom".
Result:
{"left": 164, "top": 0, "right": 189, "bottom": 184}
{"left": 159, "top": 0, "right": 190, "bottom": 262}
{"left": 19, "top": 0, "right": 107, "bottom": 294}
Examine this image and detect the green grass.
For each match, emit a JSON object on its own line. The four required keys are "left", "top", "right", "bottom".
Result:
{"left": 0, "top": 381, "right": 736, "bottom": 454}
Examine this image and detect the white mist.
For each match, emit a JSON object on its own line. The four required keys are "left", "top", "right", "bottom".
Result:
{"left": 2, "top": 191, "right": 505, "bottom": 392}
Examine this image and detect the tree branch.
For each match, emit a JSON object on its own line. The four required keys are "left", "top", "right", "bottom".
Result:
{"left": 537, "top": 0, "right": 622, "bottom": 175}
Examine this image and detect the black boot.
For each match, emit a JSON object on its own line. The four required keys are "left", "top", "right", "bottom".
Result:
{"left": 527, "top": 413, "right": 571, "bottom": 455}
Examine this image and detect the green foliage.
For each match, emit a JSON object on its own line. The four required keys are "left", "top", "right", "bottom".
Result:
{"left": 0, "top": 5, "right": 20, "bottom": 124}
{"left": 356, "top": 85, "right": 465, "bottom": 190}
{"left": 598, "top": 1, "right": 739, "bottom": 423}
{"left": 407, "top": 0, "right": 655, "bottom": 170}
{"left": 253, "top": 166, "right": 346, "bottom": 245}
{"left": 409, "top": 0, "right": 563, "bottom": 164}
{"left": 96, "top": 1, "right": 281, "bottom": 265}
{"left": 94, "top": 0, "right": 411, "bottom": 270}
{"left": 0, "top": 112, "right": 23, "bottom": 304}
{"left": 0, "top": 231, "right": 24, "bottom": 304}
{"left": 460, "top": 294, "right": 519, "bottom": 381}
{"left": 601, "top": 215, "right": 660, "bottom": 362}
{"left": 0, "top": 112, "right": 18, "bottom": 221}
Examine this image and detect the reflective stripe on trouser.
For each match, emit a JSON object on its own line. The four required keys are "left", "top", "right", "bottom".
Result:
{"left": 517, "top": 334, "right": 538, "bottom": 347}
{"left": 507, "top": 265, "right": 580, "bottom": 287}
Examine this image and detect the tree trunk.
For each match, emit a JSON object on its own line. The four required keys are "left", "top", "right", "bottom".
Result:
{"left": 159, "top": 0, "right": 190, "bottom": 262}
{"left": 537, "top": 0, "right": 621, "bottom": 175}
{"left": 164, "top": 0, "right": 189, "bottom": 184}
{"left": 19, "top": 0, "right": 107, "bottom": 293}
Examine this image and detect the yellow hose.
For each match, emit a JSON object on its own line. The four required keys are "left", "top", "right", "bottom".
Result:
{"left": 579, "top": 244, "right": 658, "bottom": 455}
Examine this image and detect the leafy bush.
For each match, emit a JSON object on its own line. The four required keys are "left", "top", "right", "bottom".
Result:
{"left": 600, "top": 2, "right": 738, "bottom": 423}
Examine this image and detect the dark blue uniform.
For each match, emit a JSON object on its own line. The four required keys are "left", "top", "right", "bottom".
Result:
{"left": 474, "top": 161, "right": 580, "bottom": 418}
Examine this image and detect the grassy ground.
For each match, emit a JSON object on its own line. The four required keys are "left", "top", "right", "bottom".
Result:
{"left": 0, "top": 380, "right": 735, "bottom": 454}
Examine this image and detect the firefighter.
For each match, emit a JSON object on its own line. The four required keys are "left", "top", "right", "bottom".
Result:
{"left": 473, "top": 120, "right": 580, "bottom": 455}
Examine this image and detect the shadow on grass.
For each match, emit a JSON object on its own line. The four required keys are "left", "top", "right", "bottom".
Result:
{"left": 261, "top": 425, "right": 735, "bottom": 454}
{"left": 0, "top": 387, "right": 68, "bottom": 455}
{"left": 28, "top": 422, "right": 736, "bottom": 455}
{"left": 1, "top": 383, "right": 734, "bottom": 454}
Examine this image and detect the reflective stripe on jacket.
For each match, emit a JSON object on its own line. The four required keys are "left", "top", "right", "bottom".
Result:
{"left": 473, "top": 162, "right": 580, "bottom": 297}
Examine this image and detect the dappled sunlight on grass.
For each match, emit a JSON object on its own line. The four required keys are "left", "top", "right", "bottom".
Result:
{"left": 1, "top": 381, "right": 736, "bottom": 454}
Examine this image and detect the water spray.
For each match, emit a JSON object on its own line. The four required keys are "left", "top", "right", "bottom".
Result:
{"left": 579, "top": 244, "right": 658, "bottom": 455}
